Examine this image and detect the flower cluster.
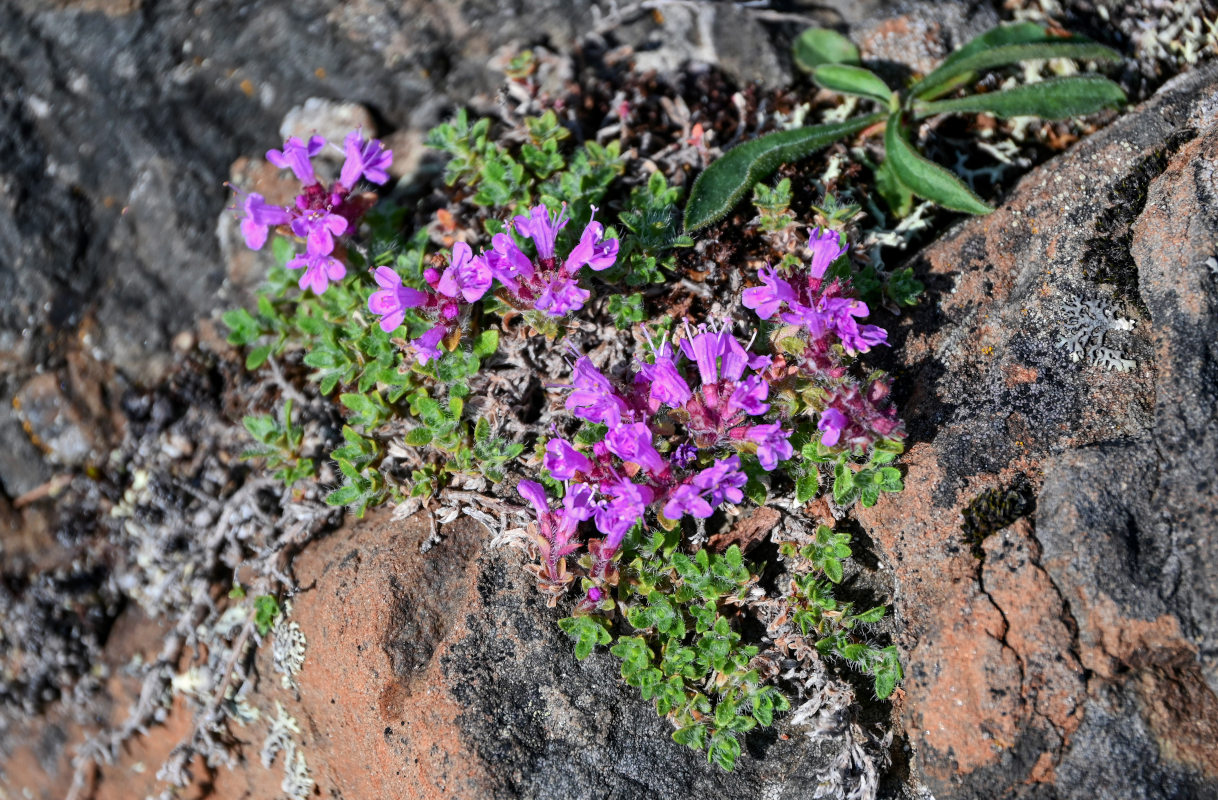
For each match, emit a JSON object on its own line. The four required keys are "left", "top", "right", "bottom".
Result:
{"left": 518, "top": 322, "right": 793, "bottom": 601}
{"left": 367, "top": 203, "right": 619, "bottom": 364}
{"left": 743, "top": 227, "right": 902, "bottom": 450}
{"left": 236, "top": 130, "right": 393, "bottom": 294}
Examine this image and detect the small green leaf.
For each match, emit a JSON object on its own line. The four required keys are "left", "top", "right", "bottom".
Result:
{"left": 884, "top": 114, "right": 992, "bottom": 215}
{"left": 855, "top": 605, "right": 886, "bottom": 624}
{"left": 707, "top": 732, "right": 741, "bottom": 771}
{"left": 812, "top": 64, "right": 893, "bottom": 103}
{"left": 822, "top": 557, "right": 843, "bottom": 584}
{"left": 684, "top": 114, "right": 884, "bottom": 232}
{"left": 472, "top": 329, "right": 499, "bottom": 359}
{"left": 672, "top": 724, "right": 707, "bottom": 750}
{"left": 795, "top": 470, "right": 819, "bottom": 505}
{"left": 792, "top": 27, "right": 860, "bottom": 72}
{"left": 245, "top": 345, "right": 272, "bottom": 371}
{"left": 404, "top": 427, "right": 432, "bottom": 447}
{"left": 915, "top": 75, "right": 1126, "bottom": 120}
{"left": 271, "top": 236, "right": 295, "bottom": 267}
{"left": 253, "top": 594, "right": 281, "bottom": 636}
{"left": 326, "top": 484, "right": 363, "bottom": 507}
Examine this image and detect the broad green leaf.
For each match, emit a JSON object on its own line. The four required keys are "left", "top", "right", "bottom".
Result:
{"left": 792, "top": 27, "right": 860, "bottom": 72}
{"left": 911, "top": 31, "right": 1122, "bottom": 100}
{"left": 884, "top": 114, "right": 992, "bottom": 215}
{"left": 914, "top": 75, "right": 1126, "bottom": 120}
{"left": 684, "top": 114, "right": 884, "bottom": 232}
{"left": 812, "top": 64, "right": 893, "bottom": 104}
{"left": 822, "top": 557, "right": 843, "bottom": 584}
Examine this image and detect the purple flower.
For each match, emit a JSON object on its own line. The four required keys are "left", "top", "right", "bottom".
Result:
{"left": 564, "top": 357, "right": 628, "bottom": 426}
{"left": 808, "top": 226, "right": 848, "bottom": 280}
{"left": 742, "top": 266, "right": 796, "bottom": 320}
{"left": 484, "top": 232, "right": 534, "bottom": 291}
{"left": 642, "top": 356, "right": 692, "bottom": 408}
{"left": 289, "top": 251, "right": 346, "bottom": 295}
{"left": 367, "top": 267, "right": 427, "bottom": 333}
{"left": 267, "top": 135, "right": 325, "bottom": 185}
{"left": 663, "top": 484, "right": 713, "bottom": 519}
{"left": 817, "top": 408, "right": 849, "bottom": 447}
{"left": 728, "top": 374, "right": 770, "bottom": 416}
{"left": 340, "top": 130, "right": 393, "bottom": 188}
{"left": 605, "top": 422, "right": 667, "bottom": 475}
{"left": 411, "top": 325, "right": 447, "bottom": 365}
{"left": 513, "top": 203, "right": 568, "bottom": 262}
{"left": 518, "top": 479, "right": 550, "bottom": 516}
{"left": 671, "top": 442, "right": 698, "bottom": 469}
{"left": 436, "top": 242, "right": 492, "bottom": 302}
{"left": 746, "top": 423, "right": 793, "bottom": 470}
{"left": 291, "top": 208, "right": 348, "bottom": 257}
{"left": 594, "top": 478, "right": 652, "bottom": 549}
{"left": 663, "top": 455, "right": 746, "bottom": 519}
{"left": 680, "top": 324, "right": 728, "bottom": 385}
{"left": 680, "top": 322, "right": 768, "bottom": 385}
{"left": 586, "top": 586, "right": 605, "bottom": 604}
{"left": 544, "top": 439, "right": 592, "bottom": 480}
{"left": 692, "top": 455, "right": 746, "bottom": 506}
{"left": 564, "top": 207, "right": 619, "bottom": 273}
{"left": 562, "top": 482, "right": 597, "bottom": 523}
{"left": 239, "top": 192, "right": 290, "bottom": 250}
{"left": 535, "top": 276, "right": 590, "bottom": 317}
{"left": 638, "top": 330, "right": 692, "bottom": 408}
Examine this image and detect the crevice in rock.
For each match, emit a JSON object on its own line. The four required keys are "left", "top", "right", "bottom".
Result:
{"left": 1082, "top": 127, "right": 1199, "bottom": 317}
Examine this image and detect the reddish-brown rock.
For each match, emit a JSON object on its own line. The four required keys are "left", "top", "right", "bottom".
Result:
{"left": 856, "top": 63, "right": 1218, "bottom": 798}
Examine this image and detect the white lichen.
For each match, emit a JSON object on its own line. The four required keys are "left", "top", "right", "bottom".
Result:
{"left": 1057, "top": 296, "right": 1137, "bottom": 372}
{"left": 281, "top": 743, "right": 315, "bottom": 800}
{"left": 260, "top": 701, "right": 301, "bottom": 768}
{"left": 272, "top": 612, "right": 307, "bottom": 690}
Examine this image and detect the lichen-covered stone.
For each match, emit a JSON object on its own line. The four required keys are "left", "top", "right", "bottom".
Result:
{"left": 856, "top": 62, "right": 1218, "bottom": 799}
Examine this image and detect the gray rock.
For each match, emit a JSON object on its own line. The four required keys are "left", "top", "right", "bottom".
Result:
{"left": 855, "top": 61, "right": 1218, "bottom": 799}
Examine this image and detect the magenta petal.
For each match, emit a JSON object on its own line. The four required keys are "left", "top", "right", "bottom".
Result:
{"left": 373, "top": 266, "right": 402, "bottom": 289}
{"left": 241, "top": 218, "right": 267, "bottom": 250}
{"left": 378, "top": 309, "right": 406, "bottom": 333}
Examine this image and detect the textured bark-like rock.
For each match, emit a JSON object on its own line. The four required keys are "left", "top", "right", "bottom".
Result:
{"left": 856, "top": 63, "right": 1218, "bottom": 799}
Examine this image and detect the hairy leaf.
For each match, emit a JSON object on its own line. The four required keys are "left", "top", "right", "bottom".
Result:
{"left": 915, "top": 75, "right": 1126, "bottom": 120}
{"left": 884, "top": 115, "right": 991, "bottom": 215}
{"left": 684, "top": 114, "right": 884, "bottom": 232}
{"left": 911, "top": 29, "right": 1121, "bottom": 100}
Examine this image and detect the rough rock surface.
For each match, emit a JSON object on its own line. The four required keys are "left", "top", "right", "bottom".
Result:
{"left": 2, "top": 509, "right": 873, "bottom": 799}
{"left": 857, "top": 63, "right": 1218, "bottom": 798}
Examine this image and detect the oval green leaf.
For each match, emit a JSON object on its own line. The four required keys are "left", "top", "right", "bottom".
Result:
{"left": 684, "top": 113, "right": 884, "bottom": 232}
{"left": 884, "top": 113, "right": 992, "bottom": 215}
{"left": 914, "top": 75, "right": 1126, "bottom": 120}
{"left": 792, "top": 27, "right": 859, "bottom": 72}
{"left": 812, "top": 64, "right": 893, "bottom": 103}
